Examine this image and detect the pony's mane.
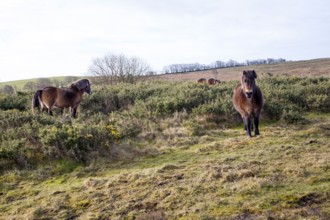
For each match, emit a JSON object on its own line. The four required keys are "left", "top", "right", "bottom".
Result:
{"left": 68, "top": 79, "right": 90, "bottom": 91}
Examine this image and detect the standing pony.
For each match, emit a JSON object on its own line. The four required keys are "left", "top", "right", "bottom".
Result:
{"left": 32, "top": 79, "right": 92, "bottom": 118}
{"left": 208, "top": 78, "right": 221, "bottom": 85}
{"left": 197, "top": 78, "right": 207, "bottom": 83}
{"left": 232, "top": 70, "right": 263, "bottom": 137}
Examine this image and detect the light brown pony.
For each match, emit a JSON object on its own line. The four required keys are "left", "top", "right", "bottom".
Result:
{"left": 197, "top": 78, "right": 207, "bottom": 83}
{"left": 32, "top": 79, "right": 92, "bottom": 118}
{"left": 207, "top": 78, "right": 220, "bottom": 85}
{"left": 232, "top": 70, "right": 263, "bottom": 137}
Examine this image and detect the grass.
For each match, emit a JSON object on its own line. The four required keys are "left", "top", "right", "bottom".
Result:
{"left": 0, "top": 76, "right": 83, "bottom": 90}
{"left": 156, "top": 58, "right": 330, "bottom": 82}
{"left": 1, "top": 113, "right": 329, "bottom": 219}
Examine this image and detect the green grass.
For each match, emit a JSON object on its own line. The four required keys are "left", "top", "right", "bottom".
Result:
{"left": 1, "top": 114, "right": 329, "bottom": 219}
{"left": 0, "top": 76, "right": 83, "bottom": 90}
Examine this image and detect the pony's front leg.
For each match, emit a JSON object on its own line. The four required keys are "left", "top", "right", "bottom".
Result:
{"left": 244, "top": 117, "right": 252, "bottom": 137}
{"left": 254, "top": 116, "right": 260, "bottom": 136}
{"left": 71, "top": 107, "right": 77, "bottom": 118}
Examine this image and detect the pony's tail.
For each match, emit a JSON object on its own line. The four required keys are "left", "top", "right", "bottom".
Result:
{"left": 32, "top": 90, "right": 42, "bottom": 114}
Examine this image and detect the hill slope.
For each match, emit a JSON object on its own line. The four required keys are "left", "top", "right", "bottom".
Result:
{"left": 1, "top": 76, "right": 330, "bottom": 219}
{"left": 156, "top": 58, "right": 330, "bottom": 82}
{"left": 0, "top": 76, "right": 83, "bottom": 90}
{"left": 1, "top": 58, "right": 330, "bottom": 89}
{"left": 1, "top": 60, "right": 330, "bottom": 219}
{"left": 1, "top": 114, "right": 329, "bottom": 219}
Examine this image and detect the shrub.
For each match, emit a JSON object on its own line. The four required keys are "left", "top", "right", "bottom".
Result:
{"left": 109, "top": 111, "right": 145, "bottom": 138}
{"left": 282, "top": 110, "right": 307, "bottom": 124}
{"left": 1, "top": 76, "right": 330, "bottom": 171}
{"left": 183, "top": 118, "right": 207, "bottom": 136}
{"left": 306, "top": 94, "right": 330, "bottom": 112}
{"left": 0, "top": 92, "right": 30, "bottom": 111}
{"left": 39, "top": 121, "right": 116, "bottom": 163}
{"left": 262, "top": 99, "right": 283, "bottom": 121}
{"left": 0, "top": 139, "right": 27, "bottom": 169}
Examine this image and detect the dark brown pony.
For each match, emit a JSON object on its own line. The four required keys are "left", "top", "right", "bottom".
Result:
{"left": 232, "top": 70, "right": 263, "bottom": 137}
{"left": 207, "top": 78, "right": 221, "bottom": 85}
{"left": 197, "top": 78, "right": 207, "bottom": 83}
{"left": 32, "top": 79, "right": 92, "bottom": 118}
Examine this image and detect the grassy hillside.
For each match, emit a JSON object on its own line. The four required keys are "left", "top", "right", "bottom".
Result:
{"left": 156, "top": 58, "right": 330, "bottom": 82}
{"left": 1, "top": 58, "right": 330, "bottom": 89}
{"left": 0, "top": 74, "right": 330, "bottom": 219}
{"left": 0, "top": 76, "right": 83, "bottom": 91}
{"left": 1, "top": 113, "right": 329, "bottom": 219}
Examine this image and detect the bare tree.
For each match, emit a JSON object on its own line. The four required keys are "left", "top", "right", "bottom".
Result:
{"left": 88, "top": 53, "right": 151, "bottom": 84}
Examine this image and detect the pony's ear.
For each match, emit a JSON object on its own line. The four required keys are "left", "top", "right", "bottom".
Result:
{"left": 243, "top": 70, "right": 247, "bottom": 76}
{"left": 253, "top": 70, "right": 257, "bottom": 78}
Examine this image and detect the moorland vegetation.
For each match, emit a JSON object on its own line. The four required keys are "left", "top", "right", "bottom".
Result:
{"left": 0, "top": 74, "right": 329, "bottom": 219}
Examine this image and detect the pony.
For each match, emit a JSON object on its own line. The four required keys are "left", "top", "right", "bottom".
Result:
{"left": 232, "top": 70, "right": 264, "bottom": 137}
{"left": 197, "top": 78, "right": 207, "bottom": 83}
{"left": 32, "top": 79, "right": 92, "bottom": 118}
{"left": 207, "top": 78, "right": 221, "bottom": 85}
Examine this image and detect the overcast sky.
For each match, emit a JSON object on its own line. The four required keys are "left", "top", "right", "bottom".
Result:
{"left": 0, "top": 0, "right": 329, "bottom": 82}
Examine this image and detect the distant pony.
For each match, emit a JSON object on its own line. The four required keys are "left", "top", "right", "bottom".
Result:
{"left": 232, "top": 70, "right": 263, "bottom": 137}
{"left": 32, "top": 79, "right": 92, "bottom": 118}
{"left": 197, "top": 78, "right": 207, "bottom": 83}
{"left": 207, "top": 78, "right": 220, "bottom": 85}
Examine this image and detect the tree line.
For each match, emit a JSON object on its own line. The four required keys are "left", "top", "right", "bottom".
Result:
{"left": 0, "top": 52, "right": 288, "bottom": 90}
{"left": 163, "top": 58, "right": 287, "bottom": 74}
{"left": 88, "top": 53, "right": 287, "bottom": 84}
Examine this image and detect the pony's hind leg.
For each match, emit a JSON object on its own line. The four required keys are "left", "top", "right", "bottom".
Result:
{"left": 48, "top": 109, "right": 53, "bottom": 116}
{"left": 41, "top": 107, "right": 47, "bottom": 114}
{"left": 47, "top": 106, "right": 54, "bottom": 116}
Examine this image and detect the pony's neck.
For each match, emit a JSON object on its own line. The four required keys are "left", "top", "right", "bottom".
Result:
{"left": 69, "top": 84, "right": 80, "bottom": 92}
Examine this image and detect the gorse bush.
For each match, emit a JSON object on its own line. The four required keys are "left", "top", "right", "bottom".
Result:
{"left": 0, "top": 92, "right": 31, "bottom": 111}
{"left": 0, "top": 111, "right": 117, "bottom": 170}
{"left": 82, "top": 76, "right": 330, "bottom": 119}
{"left": 282, "top": 109, "right": 307, "bottom": 124}
{"left": 0, "top": 76, "right": 329, "bottom": 171}
{"left": 260, "top": 76, "right": 330, "bottom": 113}
{"left": 40, "top": 121, "right": 116, "bottom": 163}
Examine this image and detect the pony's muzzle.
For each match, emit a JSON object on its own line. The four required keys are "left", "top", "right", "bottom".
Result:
{"left": 246, "top": 91, "right": 253, "bottom": 98}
